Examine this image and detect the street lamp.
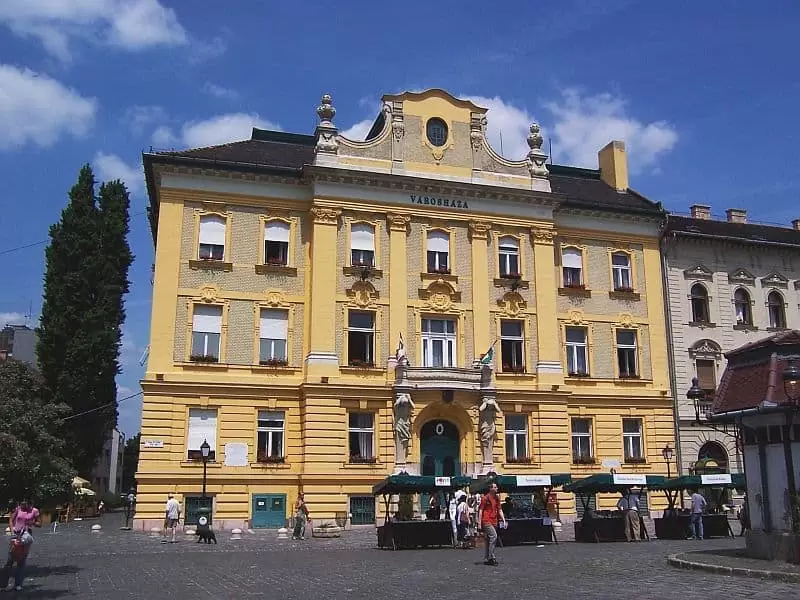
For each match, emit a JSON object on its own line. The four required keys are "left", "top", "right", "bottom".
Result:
{"left": 687, "top": 377, "right": 706, "bottom": 424}
{"left": 783, "top": 359, "right": 800, "bottom": 404}
{"left": 661, "top": 444, "right": 674, "bottom": 479}
{"left": 200, "top": 439, "right": 211, "bottom": 498}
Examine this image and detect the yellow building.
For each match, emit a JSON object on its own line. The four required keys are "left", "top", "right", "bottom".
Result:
{"left": 136, "top": 89, "right": 674, "bottom": 530}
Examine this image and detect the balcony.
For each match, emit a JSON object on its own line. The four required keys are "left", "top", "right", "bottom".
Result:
{"left": 395, "top": 364, "right": 492, "bottom": 391}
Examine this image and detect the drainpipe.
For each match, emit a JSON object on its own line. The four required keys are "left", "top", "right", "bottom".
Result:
{"left": 660, "top": 234, "right": 684, "bottom": 476}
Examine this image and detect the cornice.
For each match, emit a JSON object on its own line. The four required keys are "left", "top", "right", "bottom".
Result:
{"left": 154, "top": 163, "right": 307, "bottom": 189}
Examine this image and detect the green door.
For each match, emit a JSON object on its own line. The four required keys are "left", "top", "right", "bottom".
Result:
{"left": 251, "top": 494, "right": 286, "bottom": 528}
{"left": 420, "top": 420, "right": 460, "bottom": 512}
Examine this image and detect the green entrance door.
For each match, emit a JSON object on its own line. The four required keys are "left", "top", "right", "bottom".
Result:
{"left": 420, "top": 420, "right": 460, "bottom": 513}
{"left": 251, "top": 494, "right": 286, "bottom": 528}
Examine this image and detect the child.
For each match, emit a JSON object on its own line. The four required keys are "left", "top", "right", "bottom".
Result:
{"left": 2, "top": 531, "right": 33, "bottom": 591}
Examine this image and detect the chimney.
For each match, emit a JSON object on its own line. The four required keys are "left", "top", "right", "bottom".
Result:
{"left": 726, "top": 208, "right": 747, "bottom": 224}
{"left": 598, "top": 141, "right": 628, "bottom": 191}
{"left": 690, "top": 205, "right": 711, "bottom": 220}
{"left": 792, "top": 219, "right": 800, "bottom": 231}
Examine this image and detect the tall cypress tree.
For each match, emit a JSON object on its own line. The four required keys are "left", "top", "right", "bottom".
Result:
{"left": 37, "top": 165, "right": 133, "bottom": 475}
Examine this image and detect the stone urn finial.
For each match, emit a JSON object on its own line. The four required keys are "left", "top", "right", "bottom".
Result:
{"left": 317, "top": 94, "right": 336, "bottom": 125}
{"left": 527, "top": 122, "right": 543, "bottom": 151}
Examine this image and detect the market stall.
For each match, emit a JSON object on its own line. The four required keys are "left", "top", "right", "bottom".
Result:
{"left": 470, "top": 473, "right": 571, "bottom": 545}
{"left": 564, "top": 473, "right": 666, "bottom": 543}
{"left": 373, "top": 474, "right": 472, "bottom": 550}
{"left": 651, "top": 473, "right": 744, "bottom": 539}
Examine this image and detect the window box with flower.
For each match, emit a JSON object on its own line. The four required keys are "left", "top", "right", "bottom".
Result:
{"left": 348, "top": 455, "right": 378, "bottom": 465}
{"left": 568, "top": 370, "right": 590, "bottom": 378}
{"left": 189, "top": 354, "right": 219, "bottom": 363}
{"left": 572, "top": 454, "right": 596, "bottom": 465}
{"left": 624, "top": 456, "right": 647, "bottom": 464}
{"left": 502, "top": 364, "right": 526, "bottom": 374}
{"left": 348, "top": 359, "right": 376, "bottom": 369}
{"left": 505, "top": 456, "right": 532, "bottom": 465}
{"left": 257, "top": 453, "right": 285, "bottom": 464}
{"left": 259, "top": 358, "right": 289, "bottom": 367}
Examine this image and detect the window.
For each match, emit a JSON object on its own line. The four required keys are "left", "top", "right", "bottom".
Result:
{"left": 421, "top": 318, "right": 457, "bottom": 367}
{"left": 562, "top": 248, "right": 583, "bottom": 287}
{"left": 622, "top": 418, "right": 643, "bottom": 461}
{"left": 498, "top": 237, "right": 520, "bottom": 277}
{"left": 571, "top": 418, "right": 593, "bottom": 461}
{"left": 504, "top": 415, "right": 529, "bottom": 461}
{"left": 348, "top": 311, "right": 375, "bottom": 366}
{"left": 611, "top": 252, "right": 632, "bottom": 291}
{"left": 565, "top": 327, "right": 588, "bottom": 376}
{"left": 259, "top": 309, "right": 288, "bottom": 365}
{"left": 616, "top": 329, "right": 638, "bottom": 378}
{"left": 426, "top": 230, "right": 450, "bottom": 274}
{"left": 264, "top": 221, "right": 290, "bottom": 266}
{"left": 257, "top": 411, "right": 284, "bottom": 461}
{"left": 191, "top": 305, "right": 222, "bottom": 361}
{"left": 768, "top": 291, "right": 786, "bottom": 329}
{"left": 348, "top": 412, "right": 374, "bottom": 462}
{"left": 187, "top": 408, "right": 217, "bottom": 461}
{"left": 500, "top": 320, "right": 524, "bottom": 373}
{"left": 696, "top": 359, "right": 716, "bottom": 396}
{"left": 426, "top": 118, "right": 448, "bottom": 147}
{"left": 198, "top": 215, "right": 225, "bottom": 260}
{"left": 690, "top": 283, "right": 710, "bottom": 323}
{"left": 350, "top": 223, "right": 375, "bottom": 267}
{"left": 734, "top": 288, "right": 752, "bottom": 325}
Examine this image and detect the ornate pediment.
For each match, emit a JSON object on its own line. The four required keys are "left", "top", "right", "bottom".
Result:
{"left": 683, "top": 264, "right": 714, "bottom": 280}
{"left": 419, "top": 279, "right": 461, "bottom": 312}
{"left": 566, "top": 309, "right": 586, "bottom": 325}
{"left": 497, "top": 292, "right": 527, "bottom": 317}
{"left": 728, "top": 268, "right": 755, "bottom": 285}
{"left": 346, "top": 280, "right": 379, "bottom": 308}
{"left": 688, "top": 338, "right": 722, "bottom": 358}
{"left": 613, "top": 313, "right": 635, "bottom": 328}
{"left": 263, "top": 290, "right": 291, "bottom": 307}
{"left": 761, "top": 272, "right": 788, "bottom": 288}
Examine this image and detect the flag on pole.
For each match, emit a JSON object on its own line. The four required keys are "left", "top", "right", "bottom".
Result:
{"left": 479, "top": 339, "right": 498, "bottom": 365}
{"left": 396, "top": 332, "right": 407, "bottom": 364}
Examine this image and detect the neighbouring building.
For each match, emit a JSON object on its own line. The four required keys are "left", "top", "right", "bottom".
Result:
{"left": 662, "top": 208, "right": 800, "bottom": 477}
{"left": 0, "top": 323, "right": 37, "bottom": 365}
{"left": 710, "top": 330, "right": 800, "bottom": 563}
{"left": 135, "top": 89, "right": 674, "bottom": 531}
{"left": 91, "top": 428, "right": 125, "bottom": 497}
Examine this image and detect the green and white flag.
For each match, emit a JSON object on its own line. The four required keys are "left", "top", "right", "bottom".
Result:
{"left": 479, "top": 340, "right": 498, "bottom": 364}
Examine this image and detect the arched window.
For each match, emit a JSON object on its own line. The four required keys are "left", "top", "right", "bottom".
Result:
{"left": 768, "top": 291, "right": 786, "bottom": 329}
{"left": 690, "top": 283, "right": 710, "bottom": 323}
{"left": 733, "top": 288, "right": 752, "bottom": 325}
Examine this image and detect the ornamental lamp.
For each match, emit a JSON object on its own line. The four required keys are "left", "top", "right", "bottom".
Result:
{"left": 782, "top": 359, "right": 800, "bottom": 404}
{"left": 661, "top": 445, "right": 674, "bottom": 463}
{"left": 687, "top": 377, "right": 706, "bottom": 423}
{"left": 200, "top": 439, "right": 211, "bottom": 460}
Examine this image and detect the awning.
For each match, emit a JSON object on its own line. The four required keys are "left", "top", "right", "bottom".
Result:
{"left": 75, "top": 487, "right": 96, "bottom": 496}
{"left": 372, "top": 475, "right": 472, "bottom": 496}
{"left": 72, "top": 476, "right": 91, "bottom": 489}
{"left": 469, "top": 473, "right": 572, "bottom": 494}
{"left": 648, "top": 473, "right": 746, "bottom": 491}
{"left": 563, "top": 473, "right": 666, "bottom": 494}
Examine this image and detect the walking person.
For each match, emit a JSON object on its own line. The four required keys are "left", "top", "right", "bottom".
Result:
{"left": 455, "top": 493, "right": 470, "bottom": 548}
{"left": 162, "top": 493, "right": 181, "bottom": 544}
{"left": 616, "top": 489, "right": 640, "bottom": 542}
{"left": 292, "top": 492, "right": 309, "bottom": 540}
{"left": 738, "top": 495, "right": 750, "bottom": 537}
{"left": 8, "top": 500, "right": 41, "bottom": 535}
{"left": 3, "top": 500, "right": 40, "bottom": 592}
{"left": 477, "top": 482, "right": 506, "bottom": 566}
{"left": 689, "top": 488, "right": 707, "bottom": 540}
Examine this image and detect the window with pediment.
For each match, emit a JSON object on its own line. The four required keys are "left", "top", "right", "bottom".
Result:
{"left": 690, "top": 283, "right": 710, "bottom": 323}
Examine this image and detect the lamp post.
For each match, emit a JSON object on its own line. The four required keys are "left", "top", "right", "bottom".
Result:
{"left": 782, "top": 359, "right": 800, "bottom": 533}
{"left": 200, "top": 439, "right": 211, "bottom": 498}
{"left": 661, "top": 444, "right": 674, "bottom": 479}
{"left": 687, "top": 377, "right": 706, "bottom": 424}
{"left": 783, "top": 359, "right": 800, "bottom": 404}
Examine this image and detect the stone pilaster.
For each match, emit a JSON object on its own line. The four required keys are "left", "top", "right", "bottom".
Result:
{"left": 531, "top": 226, "right": 564, "bottom": 387}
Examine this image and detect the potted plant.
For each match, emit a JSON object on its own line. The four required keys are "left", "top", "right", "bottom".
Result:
{"left": 189, "top": 354, "right": 218, "bottom": 363}
{"left": 259, "top": 358, "right": 289, "bottom": 367}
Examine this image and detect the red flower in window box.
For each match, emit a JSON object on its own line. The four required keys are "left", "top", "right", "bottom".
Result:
{"left": 624, "top": 456, "right": 647, "bottom": 464}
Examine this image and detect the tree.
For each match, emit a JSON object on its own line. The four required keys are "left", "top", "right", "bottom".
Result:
{"left": 37, "top": 165, "right": 133, "bottom": 475}
{"left": 0, "top": 359, "right": 74, "bottom": 508}
{"left": 121, "top": 433, "right": 140, "bottom": 492}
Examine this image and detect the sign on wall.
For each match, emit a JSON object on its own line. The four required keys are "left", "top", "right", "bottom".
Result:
{"left": 612, "top": 474, "right": 647, "bottom": 486}
{"left": 701, "top": 474, "right": 732, "bottom": 485}
{"left": 143, "top": 440, "right": 164, "bottom": 448}
{"left": 224, "top": 442, "right": 249, "bottom": 467}
{"left": 434, "top": 477, "right": 451, "bottom": 487}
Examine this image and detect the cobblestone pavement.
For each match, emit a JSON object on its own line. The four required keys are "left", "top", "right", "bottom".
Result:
{"left": 5, "top": 515, "right": 796, "bottom": 599}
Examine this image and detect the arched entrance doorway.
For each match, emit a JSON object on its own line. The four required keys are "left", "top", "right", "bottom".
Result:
{"left": 420, "top": 420, "right": 460, "bottom": 477}
{"left": 697, "top": 441, "right": 729, "bottom": 473}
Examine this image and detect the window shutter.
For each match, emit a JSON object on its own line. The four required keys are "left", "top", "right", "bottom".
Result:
{"left": 199, "top": 216, "right": 225, "bottom": 245}
{"left": 260, "top": 309, "right": 288, "bottom": 340}
{"left": 350, "top": 223, "right": 375, "bottom": 251}
{"left": 192, "top": 305, "right": 222, "bottom": 333}
{"left": 499, "top": 236, "right": 519, "bottom": 250}
{"left": 265, "top": 221, "right": 290, "bottom": 243}
{"left": 188, "top": 409, "right": 217, "bottom": 451}
{"left": 426, "top": 230, "right": 449, "bottom": 252}
{"left": 696, "top": 360, "right": 716, "bottom": 390}
{"left": 562, "top": 248, "right": 582, "bottom": 269}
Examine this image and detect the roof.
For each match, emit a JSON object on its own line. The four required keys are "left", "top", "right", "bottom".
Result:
{"left": 563, "top": 474, "right": 666, "bottom": 494}
{"left": 664, "top": 215, "right": 800, "bottom": 247}
{"left": 371, "top": 475, "right": 473, "bottom": 495}
{"left": 711, "top": 330, "right": 800, "bottom": 414}
{"left": 548, "top": 165, "right": 662, "bottom": 215}
{"left": 469, "top": 473, "right": 572, "bottom": 494}
{"left": 649, "top": 474, "right": 746, "bottom": 491}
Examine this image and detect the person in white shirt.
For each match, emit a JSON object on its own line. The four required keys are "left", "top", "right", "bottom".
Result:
{"left": 163, "top": 493, "right": 181, "bottom": 544}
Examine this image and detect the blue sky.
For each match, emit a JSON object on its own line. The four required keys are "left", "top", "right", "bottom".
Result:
{"left": 1, "top": 1, "right": 799, "bottom": 438}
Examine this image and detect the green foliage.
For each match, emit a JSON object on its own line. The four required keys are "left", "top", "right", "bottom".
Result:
{"left": 121, "top": 432, "right": 140, "bottom": 492}
{"left": 0, "top": 359, "right": 75, "bottom": 508}
{"left": 101, "top": 490, "right": 124, "bottom": 510}
{"left": 36, "top": 165, "right": 134, "bottom": 475}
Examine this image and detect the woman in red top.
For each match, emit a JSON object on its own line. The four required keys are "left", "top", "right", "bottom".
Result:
{"left": 477, "top": 483, "right": 506, "bottom": 566}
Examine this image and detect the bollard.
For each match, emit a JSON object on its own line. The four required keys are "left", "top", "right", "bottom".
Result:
{"left": 52, "top": 522, "right": 58, "bottom": 534}
{"left": 91, "top": 524, "right": 102, "bottom": 533}
{"left": 4, "top": 527, "right": 11, "bottom": 536}
{"left": 230, "top": 528, "right": 243, "bottom": 540}
{"left": 277, "top": 527, "right": 288, "bottom": 540}
{"left": 149, "top": 527, "right": 162, "bottom": 538}
{"left": 185, "top": 528, "right": 196, "bottom": 536}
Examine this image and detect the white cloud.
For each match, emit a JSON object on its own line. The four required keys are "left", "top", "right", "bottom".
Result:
{"left": 0, "top": 312, "right": 27, "bottom": 326}
{"left": 0, "top": 0, "right": 187, "bottom": 61}
{"left": 545, "top": 89, "right": 678, "bottom": 173}
{"left": 202, "top": 82, "right": 239, "bottom": 101}
{"left": 93, "top": 152, "right": 143, "bottom": 196}
{"left": 124, "top": 105, "right": 167, "bottom": 135}
{"left": 467, "top": 95, "right": 536, "bottom": 160}
{"left": 340, "top": 119, "right": 374, "bottom": 142}
{"left": 0, "top": 64, "right": 97, "bottom": 150}
{"left": 152, "top": 113, "right": 281, "bottom": 149}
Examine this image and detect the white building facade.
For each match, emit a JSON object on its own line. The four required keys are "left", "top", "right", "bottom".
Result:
{"left": 662, "top": 205, "right": 800, "bottom": 476}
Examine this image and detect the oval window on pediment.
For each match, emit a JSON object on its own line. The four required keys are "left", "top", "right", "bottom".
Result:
{"left": 426, "top": 118, "right": 448, "bottom": 147}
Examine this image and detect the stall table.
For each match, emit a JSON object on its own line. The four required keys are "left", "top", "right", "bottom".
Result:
{"left": 574, "top": 515, "right": 628, "bottom": 543}
{"left": 653, "top": 513, "right": 732, "bottom": 539}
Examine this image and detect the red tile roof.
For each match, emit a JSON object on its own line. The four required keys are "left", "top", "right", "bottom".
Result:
{"left": 712, "top": 330, "right": 800, "bottom": 414}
